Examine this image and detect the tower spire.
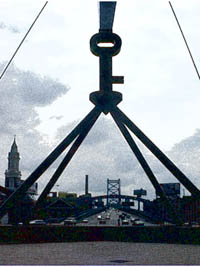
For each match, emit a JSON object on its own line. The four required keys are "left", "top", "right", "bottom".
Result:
{"left": 11, "top": 135, "right": 18, "bottom": 153}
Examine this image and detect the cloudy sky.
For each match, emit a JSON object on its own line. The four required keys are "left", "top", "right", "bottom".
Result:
{"left": 0, "top": 0, "right": 200, "bottom": 199}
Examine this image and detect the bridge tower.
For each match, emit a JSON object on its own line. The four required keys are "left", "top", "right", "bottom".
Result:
{"left": 107, "top": 179, "right": 121, "bottom": 206}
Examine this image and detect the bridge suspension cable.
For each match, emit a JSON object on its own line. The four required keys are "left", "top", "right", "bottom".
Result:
{"left": 0, "top": 1, "right": 48, "bottom": 80}
{"left": 169, "top": 1, "right": 200, "bottom": 80}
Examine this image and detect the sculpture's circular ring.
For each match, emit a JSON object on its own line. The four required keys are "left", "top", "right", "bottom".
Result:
{"left": 90, "top": 32, "right": 122, "bottom": 57}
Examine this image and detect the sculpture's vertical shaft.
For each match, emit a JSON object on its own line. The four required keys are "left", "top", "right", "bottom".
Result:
{"left": 99, "top": 2, "right": 116, "bottom": 31}
{"left": 89, "top": 2, "right": 124, "bottom": 114}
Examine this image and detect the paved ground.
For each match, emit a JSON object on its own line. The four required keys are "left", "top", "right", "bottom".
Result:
{"left": 0, "top": 241, "right": 200, "bottom": 265}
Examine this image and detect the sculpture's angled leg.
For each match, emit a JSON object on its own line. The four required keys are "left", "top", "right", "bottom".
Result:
{"left": 111, "top": 110, "right": 166, "bottom": 198}
{"left": 113, "top": 107, "right": 200, "bottom": 199}
{"left": 34, "top": 110, "right": 101, "bottom": 211}
{"left": 0, "top": 107, "right": 101, "bottom": 219}
{"left": 111, "top": 110, "right": 182, "bottom": 225}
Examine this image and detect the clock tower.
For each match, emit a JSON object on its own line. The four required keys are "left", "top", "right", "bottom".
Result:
{"left": 5, "top": 137, "right": 22, "bottom": 190}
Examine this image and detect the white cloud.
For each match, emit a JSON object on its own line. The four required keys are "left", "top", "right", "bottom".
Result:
{"left": 0, "top": 63, "right": 69, "bottom": 188}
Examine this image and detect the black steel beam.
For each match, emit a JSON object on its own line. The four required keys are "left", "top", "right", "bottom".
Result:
{"left": 113, "top": 106, "right": 200, "bottom": 199}
{"left": 34, "top": 110, "right": 101, "bottom": 210}
{"left": 111, "top": 110, "right": 166, "bottom": 198}
{"left": 0, "top": 107, "right": 101, "bottom": 219}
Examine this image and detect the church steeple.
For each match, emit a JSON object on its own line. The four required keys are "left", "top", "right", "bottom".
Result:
{"left": 11, "top": 136, "right": 18, "bottom": 153}
{"left": 5, "top": 137, "right": 21, "bottom": 190}
{"left": 8, "top": 136, "right": 20, "bottom": 171}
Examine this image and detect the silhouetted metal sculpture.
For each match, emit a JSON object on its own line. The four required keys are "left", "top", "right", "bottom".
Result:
{"left": 0, "top": 2, "right": 200, "bottom": 224}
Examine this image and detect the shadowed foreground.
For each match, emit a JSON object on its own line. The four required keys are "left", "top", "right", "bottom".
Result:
{"left": 0, "top": 241, "right": 200, "bottom": 265}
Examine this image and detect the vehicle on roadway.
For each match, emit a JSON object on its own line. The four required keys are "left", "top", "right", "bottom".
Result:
{"left": 64, "top": 217, "right": 77, "bottom": 226}
{"left": 132, "top": 219, "right": 144, "bottom": 226}
{"left": 97, "top": 215, "right": 102, "bottom": 220}
{"left": 82, "top": 219, "right": 88, "bottom": 223}
{"left": 122, "top": 219, "right": 129, "bottom": 225}
{"left": 29, "top": 220, "right": 46, "bottom": 225}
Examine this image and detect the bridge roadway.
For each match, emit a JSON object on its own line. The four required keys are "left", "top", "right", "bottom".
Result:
{"left": 75, "top": 207, "right": 155, "bottom": 226}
